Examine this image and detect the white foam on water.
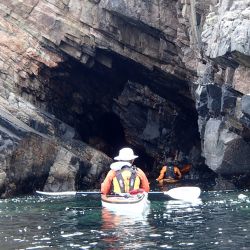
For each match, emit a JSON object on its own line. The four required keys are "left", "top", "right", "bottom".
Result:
{"left": 61, "top": 232, "right": 84, "bottom": 238}
{"left": 238, "top": 194, "right": 248, "bottom": 200}
{"left": 149, "top": 233, "right": 161, "bottom": 237}
{"left": 160, "top": 244, "right": 173, "bottom": 248}
{"left": 26, "top": 246, "right": 50, "bottom": 249}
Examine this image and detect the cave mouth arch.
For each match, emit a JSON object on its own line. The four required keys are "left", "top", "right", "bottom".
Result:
{"left": 31, "top": 50, "right": 203, "bottom": 177}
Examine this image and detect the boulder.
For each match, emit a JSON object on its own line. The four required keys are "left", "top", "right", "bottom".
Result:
{"left": 203, "top": 118, "right": 250, "bottom": 175}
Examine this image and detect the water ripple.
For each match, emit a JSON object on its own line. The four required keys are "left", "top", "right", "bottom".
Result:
{"left": 0, "top": 191, "right": 250, "bottom": 249}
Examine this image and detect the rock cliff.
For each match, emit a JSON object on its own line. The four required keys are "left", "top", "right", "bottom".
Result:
{"left": 0, "top": 0, "right": 249, "bottom": 196}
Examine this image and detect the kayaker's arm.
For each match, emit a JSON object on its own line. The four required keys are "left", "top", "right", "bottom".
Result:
{"left": 181, "top": 164, "right": 191, "bottom": 175}
{"left": 136, "top": 168, "right": 150, "bottom": 192}
{"left": 101, "top": 170, "right": 116, "bottom": 195}
{"left": 174, "top": 166, "right": 182, "bottom": 179}
{"left": 156, "top": 166, "right": 167, "bottom": 181}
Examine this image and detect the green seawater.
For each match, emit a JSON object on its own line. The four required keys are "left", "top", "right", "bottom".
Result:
{"left": 0, "top": 190, "right": 249, "bottom": 249}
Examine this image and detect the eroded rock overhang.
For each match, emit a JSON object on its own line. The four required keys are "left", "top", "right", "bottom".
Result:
{"left": 0, "top": 0, "right": 208, "bottom": 196}
{"left": 1, "top": 0, "right": 250, "bottom": 195}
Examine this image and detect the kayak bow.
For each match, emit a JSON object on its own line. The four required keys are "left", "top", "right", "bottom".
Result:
{"left": 101, "top": 192, "right": 150, "bottom": 214}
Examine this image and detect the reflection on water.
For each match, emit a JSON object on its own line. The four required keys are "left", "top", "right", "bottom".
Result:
{"left": 0, "top": 190, "right": 250, "bottom": 249}
{"left": 101, "top": 208, "right": 151, "bottom": 249}
{"left": 164, "top": 198, "right": 202, "bottom": 213}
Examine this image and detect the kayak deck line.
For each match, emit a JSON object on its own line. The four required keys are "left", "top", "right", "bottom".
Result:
{"left": 101, "top": 193, "right": 146, "bottom": 204}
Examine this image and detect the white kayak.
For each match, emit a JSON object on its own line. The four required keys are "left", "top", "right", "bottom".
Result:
{"left": 101, "top": 192, "right": 150, "bottom": 214}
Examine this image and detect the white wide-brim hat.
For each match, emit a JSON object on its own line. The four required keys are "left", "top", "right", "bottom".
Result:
{"left": 114, "top": 147, "right": 138, "bottom": 161}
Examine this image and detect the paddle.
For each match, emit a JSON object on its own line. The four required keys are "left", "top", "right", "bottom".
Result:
{"left": 36, "top": 190, "right": 100, "bottom": 196}
{"left": 155, "top": 186, "right": 201, "bottom": 201}
{"left": 36, "top": 186, "right": 201, "bottom": 201}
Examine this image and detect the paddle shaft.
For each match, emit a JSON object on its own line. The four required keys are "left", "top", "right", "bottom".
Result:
{"left": 36, "top": 191, "right": 160, "bottom": 196}
{"left": 78, "top": 191, "right": 164, "bottom": 195}
{"left": 76, "top": 191, "right": 101, "bottom": 195}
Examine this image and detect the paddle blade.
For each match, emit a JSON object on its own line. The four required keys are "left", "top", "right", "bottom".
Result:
{"left": 36, "top": 191, "right": 77, "bottom": 196}
{"left": 36, "top": 190, "right": 101, "bottom": 196}
{"left": 164, "top": 187, "right": 201, "bottom": 201}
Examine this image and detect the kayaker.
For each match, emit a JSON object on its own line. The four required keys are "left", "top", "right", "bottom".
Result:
{"left": 156, "top": 159, "right": 182, "bottom": 184}
{"left": 101, "top": 147, "right": 150, "bottom": 195}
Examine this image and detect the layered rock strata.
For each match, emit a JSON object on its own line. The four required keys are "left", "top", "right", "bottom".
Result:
{"left": 0, "top": 0, "right": 249, "bottom": 196}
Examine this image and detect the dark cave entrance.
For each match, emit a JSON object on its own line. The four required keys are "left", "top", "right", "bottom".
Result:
{"left": 87, "top": 112, "right": 127, "bottom": 157}
{"left": 34, "top": 49, "right": 202, "bottom": 175}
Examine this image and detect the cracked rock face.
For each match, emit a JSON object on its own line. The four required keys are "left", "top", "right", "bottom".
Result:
{"left": 195, "top": 0, "right": 250, "bottom": 186}
{"left": 202, "top": 0, "right": 250, "bottom": 62}
{"left": 0, "top": 0, "right": 250, "bottom": 196}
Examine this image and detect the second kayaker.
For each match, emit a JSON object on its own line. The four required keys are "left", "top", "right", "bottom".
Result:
{"left": 101, "top": 147, "right": 150, "bottom": 195}
{"left": 156, "top": 159, "right": 182, "bottom": 184}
